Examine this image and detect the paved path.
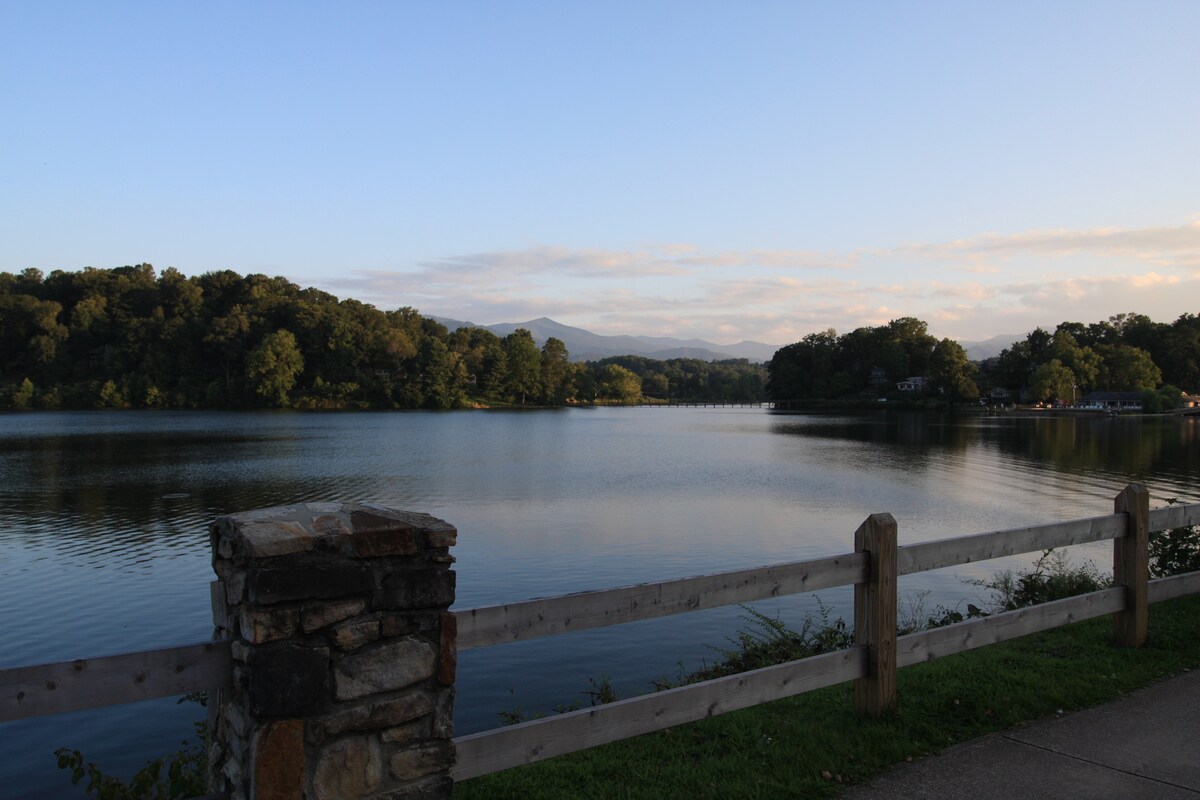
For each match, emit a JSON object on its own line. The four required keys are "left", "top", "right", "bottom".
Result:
{"left": 840, "top": 669, "right": 1200, "bottom": 799}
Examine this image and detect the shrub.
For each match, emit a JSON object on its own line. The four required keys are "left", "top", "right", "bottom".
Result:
{"left": 1150, "top": 501, "right": 1200, "bottom": 578}
{"left": 55, "top": 725, "right": 206, "bottom": 800}
{"left": 688, "top": 601, "right": 853, "bottom": 683}
{"left": 968, "top": 550, "right": 1110, "bottom": 612}
{"left": 56, "top": 697, "right": 207, "bottom": 799}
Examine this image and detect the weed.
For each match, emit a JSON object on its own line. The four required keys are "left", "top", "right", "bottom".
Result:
{"left": 584, "top": 674, "right": 619, "bottom": 706}
{"left": 968, "top": 549, "right": 1110, "bottom": 612}
{"left": 688, "top": 600, "right": 853, "bottom": 683}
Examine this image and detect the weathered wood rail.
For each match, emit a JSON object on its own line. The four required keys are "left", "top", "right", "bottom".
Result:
{"left": 1, "top": 486, "right": 1198, "bottom": 794}
{"left": 0, "top": 641, "right": 232, "bottom": 723}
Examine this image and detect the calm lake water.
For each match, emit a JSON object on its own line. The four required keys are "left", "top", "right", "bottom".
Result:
{"left": 1, "top": 408, "right": 1197, "bottom": 798}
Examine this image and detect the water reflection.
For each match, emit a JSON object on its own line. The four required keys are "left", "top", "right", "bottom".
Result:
{"left": 770, "top": 411, "right": 1199, "bottom": 503}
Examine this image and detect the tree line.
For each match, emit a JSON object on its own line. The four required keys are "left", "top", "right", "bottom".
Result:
{"left": 0, "top": 265, "right": 766, "bottom": 410}
{"left": 766, "top": 317, "right": 978, "bottom": 402}
{"left": 766, "top": 313, "right": 1199, "bottom": 408}
{"left": 588, "top": 355, "right": 766, "bottom": 404}
{"left": 984, "top": 313, "right": 1199, "bottom": 409}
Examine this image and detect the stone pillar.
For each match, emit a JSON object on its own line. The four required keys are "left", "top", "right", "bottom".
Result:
{"left": 208, "top": 503, "right": 457, "bottom": 800}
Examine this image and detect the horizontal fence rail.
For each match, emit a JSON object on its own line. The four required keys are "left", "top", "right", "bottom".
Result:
{"left": 454, "top": 646, "right": 867, "bottom": 780}
{"left": 0, "top": 641, "right": 232, "bottom": 724}
{"left": 897, "top": 514, "right": 1128, "bottom": 575}
{"left": 1149, "top": 504, "right": 1200, "bottom": 532}
{"left": 1148, "top": 570, "right": 1200, "bottom": 603}
{"left": 457, "top": 553, "right": 869, "bottom": 650}
{"left": 897, "top": 588, "right": 1127, "bottom": 668}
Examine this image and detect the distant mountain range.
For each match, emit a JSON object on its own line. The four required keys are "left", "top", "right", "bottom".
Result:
{"left": 432, "top": 316, "right": 1024, "bottom": 364}
{"left": 959, "top": 333, "right": 1024, "bottom": 361}
{"left": 430, "top": 316, "right": 781, "bottom": 363}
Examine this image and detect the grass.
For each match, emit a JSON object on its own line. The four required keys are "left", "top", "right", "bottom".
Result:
{"left": 451, "top": 593, "right": 1200, "bottom": 800}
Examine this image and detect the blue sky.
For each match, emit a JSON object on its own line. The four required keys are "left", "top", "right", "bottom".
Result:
{"left": 3, "top": 1, "right": 1197, "bottom": 345}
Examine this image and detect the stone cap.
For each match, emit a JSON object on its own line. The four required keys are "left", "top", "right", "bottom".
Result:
{"left": 212, "top": 503, "right": 457, "bottom": 561}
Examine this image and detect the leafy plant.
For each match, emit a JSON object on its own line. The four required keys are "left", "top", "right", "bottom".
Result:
{"left": 969, "top": 549, "right": 1110, "bottom": 612}
{"left": 691, "top": 600, "right": 853, "bottom": 683}
{"left": 55, "top": 722, "right": 207, "bottom": 800}
{"left": 1150, "top": 499, "right": 1200, "bottom": 578}
{"left": 56, "top": 695, "right": 208, "bottom": 799}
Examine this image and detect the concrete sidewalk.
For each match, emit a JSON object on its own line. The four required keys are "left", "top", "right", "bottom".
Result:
{"left": 839, "top": 669, "right": 1200, "bottom": 799}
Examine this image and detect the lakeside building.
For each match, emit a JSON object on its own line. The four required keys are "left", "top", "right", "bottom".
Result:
{"left": 1079, "top": 391, "right": 1145, "bottom": 412}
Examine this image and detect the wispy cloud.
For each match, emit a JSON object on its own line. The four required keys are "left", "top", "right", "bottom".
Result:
{"left": 312, "top": 222, "right": 1200, "bottom": 346}
{"left": 415, "top": 245, "right": 854, "bottom": 277}
{"left": 673, "top": 249, "right": 855, "bottom": 270}
{"left": 422, "top": 246, "right": 692, "bottom": 279}
{"left": 884, "top": 221, "right": 1200, "bottom": 272}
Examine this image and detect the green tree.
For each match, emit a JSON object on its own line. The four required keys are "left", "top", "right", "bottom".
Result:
{"left": 97, "top": 379, "right": 126, "bottom": 408}
{"left": 539, "top": 337, "right": 572, "bottom": 404}
{"left": 1160, "top": 314, "right": 1200, "bottom": 391}
{"left": 600, "top": 364, "right": 642, "bottom": 404}
{"left": 246, "top": 329, "right": 304, "bottom": 406}
{"left": 10, "top": 377, "right": 35, "bottom": 409}
{"left": 419, "top": 337, "right": 466, "bottom": 409}
{"left": 143, "top": 384, "right": 168, "bottom": 408}
{"left": 572, "top": 361, "right": 598, "bottom": 402}
{"left": 1028, "top": 359, "right": 1076, "bottom": 403}
{"left": 203, "top": 305, "right": 252, "bottom": 402}
{"left": 929, "top": 339, "right": 979, "bottom": 401}
{"left": 503, "top": 328, "right": 541, "bottom": 405}
{"left": 642, "top": 373, "right": 670, "bottom": 399}
{"left": 766, "top": 329, "right": 838, "bottom": 400}
{"left": 0, "top": 294, "right": 68, "bottom": 372}
{"left": 1048, "top": 330, "right": 1102, "bottom": 391}
{"left": 992, "top": 340, "right": 1036, "bottom": 394}
{"left": 1157, "top": 384, "right": 1183, "bottom": 410}
{"left": 1097, "top": 344, "right": 1162, "bottom": 391}
{"left": 885, "top": 316, "right": 938, "bottom": 377}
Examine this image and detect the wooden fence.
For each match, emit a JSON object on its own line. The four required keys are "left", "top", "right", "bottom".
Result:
{"left": 2, "top": 484, "right": 1199, "bottom": 790}
{"left": 449, "top": 485, "right": 1200, "bottom": 780}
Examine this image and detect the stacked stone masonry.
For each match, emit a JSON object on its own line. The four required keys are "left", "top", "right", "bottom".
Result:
{"left": 209, "top": 503, "right": 457, "bottom": 800}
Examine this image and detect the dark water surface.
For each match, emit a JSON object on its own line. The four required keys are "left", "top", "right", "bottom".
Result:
{"left": 1, "top": 408, "right": 1197, "bottom": 797}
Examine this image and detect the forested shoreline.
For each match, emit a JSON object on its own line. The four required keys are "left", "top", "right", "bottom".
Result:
{"left": 0, "top": 265, "right": 765, "bottom": 410}
{"left": 2, "top": 265, "right": 1194, "bottom": 412}
{"left": 766, "top": 313, "right": 1199, "bottom": 410}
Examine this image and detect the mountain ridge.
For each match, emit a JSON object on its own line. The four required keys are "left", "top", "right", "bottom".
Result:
{"left": 431, "top": 316, "right": 1024, "bottom": 364}
{"left": 959, "top": 333, "right": 1024, "bottom": 361}
{"left": 430, "top": 316, "right": 780, "bottom": 363}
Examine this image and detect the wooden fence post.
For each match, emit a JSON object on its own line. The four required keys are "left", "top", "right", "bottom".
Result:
{"left": 854, "top": 512, "right": 897, "bottom": 717}
{"left": 1113, "top": 483, "right": 1149, "bottom": 647}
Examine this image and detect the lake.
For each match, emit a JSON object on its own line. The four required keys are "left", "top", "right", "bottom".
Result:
{"left": 1, "top": 408, "right": 1197, "bottom": 798}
